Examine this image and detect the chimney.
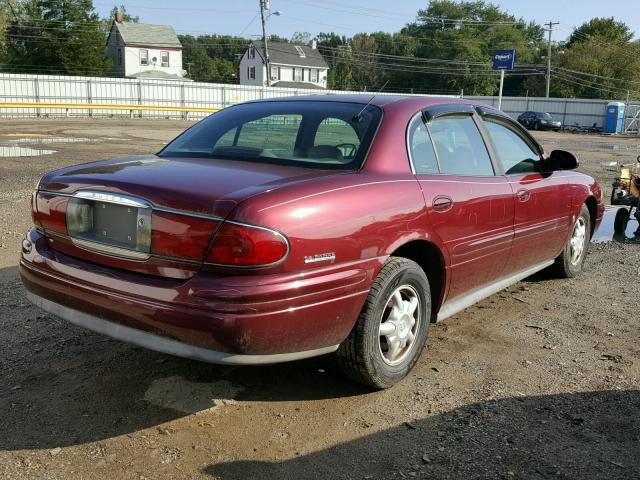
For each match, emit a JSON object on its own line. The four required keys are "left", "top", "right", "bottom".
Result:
{"left": 311, "top": 40, "right": 317, "bottom": 50}
{"left": 115, "top": 11, "right": 124, "bottom": 23}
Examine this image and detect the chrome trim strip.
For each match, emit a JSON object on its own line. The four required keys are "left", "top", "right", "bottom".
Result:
{"left": 38, "top": 190, "right": 225, "bottom": 222}
{"left": 70, "top": 237, "right": 151, "bottom": 260}
{"left": 73, "top": 190, "right": 152, "bottom": 209}
{"left": 436, "top": 260, "right": 554, "bottom": 322}
{"left": 26, "top": 292, "right": 340, "bottom": 365}
{"left": 153, "top": 206, "right": 224, "bottom": 222}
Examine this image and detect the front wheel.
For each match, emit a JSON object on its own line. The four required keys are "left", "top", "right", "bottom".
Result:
{"left": 552, "top": 204, "right": 591, "bottom": 278}
{"left": 337, "top": 257, "right": 431, "bottom": 389}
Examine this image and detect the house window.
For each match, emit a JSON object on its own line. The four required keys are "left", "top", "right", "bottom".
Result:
{"left": 161, "top": 51, "right": 169, "bottom": 67}
{"left": 248, "top": 46, "right": 255, "bottom": 59}
{"left": 310, "top": 69, "right": 318, "bottom": 83}
{"left": 293, "top": 67, "right": 302, "bottom": 82}
{"left": 248, "top": 66, "right": 256, "bottom": 80}
{"left": 294, "top": 45, "right": 306, "bottom": 58}
{"left": 270, "top": 65, "right": 279, "bottom": 81}
{"left": 140, "top": 49, "right": 149, "bottom": 66}
{"left": 117, "top": 48, "right": 122, "bottom": 66}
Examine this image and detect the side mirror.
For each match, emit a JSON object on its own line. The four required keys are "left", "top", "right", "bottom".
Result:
{"left": 547, "top": 150, "right": 579, "bottom": 171}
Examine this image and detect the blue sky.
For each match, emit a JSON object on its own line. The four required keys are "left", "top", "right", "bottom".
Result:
{"left": 94, "top": 0, "right": 640, "bottom": 41}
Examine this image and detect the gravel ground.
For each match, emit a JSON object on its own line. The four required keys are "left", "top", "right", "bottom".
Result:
{"left": 0, "top": 120, "right": 638, "bottom": 479}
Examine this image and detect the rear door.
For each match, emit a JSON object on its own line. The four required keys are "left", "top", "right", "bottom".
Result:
{"left": 409, "top": 106, "right": 514, "bottom": 302}
{"left": 478, "top": 115, "right": 572, "bottom": 274}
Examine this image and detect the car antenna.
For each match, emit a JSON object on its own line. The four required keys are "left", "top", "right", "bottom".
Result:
{"left": 353, "top": 80, "right": 389, "bottom": 123}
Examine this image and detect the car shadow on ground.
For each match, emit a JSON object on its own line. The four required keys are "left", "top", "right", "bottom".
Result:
{"left": 0, "top": 265, "right": 368, "bottom": 451}
{"left": 204, "top": 389, "right": 640, "bottom": 480}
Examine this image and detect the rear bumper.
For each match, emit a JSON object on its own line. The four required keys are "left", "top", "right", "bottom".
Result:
{"left": 20, "top": 228, "right": 377, "bottom": 362}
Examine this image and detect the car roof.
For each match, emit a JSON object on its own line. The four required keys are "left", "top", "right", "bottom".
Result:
{"left": 244, "top": 94, "right": 495, "bottom": 114}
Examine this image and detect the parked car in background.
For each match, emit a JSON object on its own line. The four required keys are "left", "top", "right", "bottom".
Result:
{"left": 518, "top": 111, "right": 562, "bottom": 131}
{"left": 21, "top": 96, "right": 604, "bottom": 389}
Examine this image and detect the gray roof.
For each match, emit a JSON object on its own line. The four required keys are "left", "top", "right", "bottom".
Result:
{"left": 272, "top": 81, "right": 325, "bottom": 90}
{"left": 113, "top": 21, "right": 182, "bottom": 48}
{"left": 252, "top": 41, "right": 328, "bottom": 68}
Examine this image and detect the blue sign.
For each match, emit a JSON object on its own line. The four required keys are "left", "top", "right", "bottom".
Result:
{"left": 492, "top": 49, "right": 516, "bottom": 70}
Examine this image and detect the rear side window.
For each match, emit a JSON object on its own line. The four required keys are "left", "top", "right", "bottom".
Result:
{"left": 429, "top": 116, "right": 494, "bottom": 176}
{"left": 408, "top": 117, "right": 439, "bottom": 174}
{"left": 484, "top": 120, "right": 540, "bottom": 174}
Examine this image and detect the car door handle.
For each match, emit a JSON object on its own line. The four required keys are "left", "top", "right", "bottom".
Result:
{"left": 516, "top": 189, "right": 531, "bottom": 202}
{"left": 433, "top": 195, "right": 453, "bottom": 212}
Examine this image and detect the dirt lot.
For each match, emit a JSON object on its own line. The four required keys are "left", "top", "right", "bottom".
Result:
{"left": 0, "top": 120, "right": 639, "bottom": 479}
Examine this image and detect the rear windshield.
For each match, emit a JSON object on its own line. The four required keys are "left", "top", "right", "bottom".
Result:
{"left": 159, "top": 101, "right": 382, "bottom": 170}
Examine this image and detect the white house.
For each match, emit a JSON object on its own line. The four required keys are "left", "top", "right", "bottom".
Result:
{"left": 239, "top": 41, "right": 329, "bottom": 89}
{"left": 106, "top": 13, "right": 187, "bottom": 80}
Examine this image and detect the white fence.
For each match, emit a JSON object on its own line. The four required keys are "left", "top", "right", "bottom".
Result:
{"left": 0, "top": 72, "right": 628, "bottom": 129}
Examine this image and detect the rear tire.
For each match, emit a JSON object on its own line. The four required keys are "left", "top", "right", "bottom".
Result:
{"left": 614, "top": 208, "right": 630, "bottom": 234}
{"left": 337, "top": 257, "right": 431, "bottom": 389}
{"left": 552, "top": 204, "right": 591, "bottom": 278}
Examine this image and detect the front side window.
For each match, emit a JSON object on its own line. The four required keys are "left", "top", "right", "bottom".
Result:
{"left": 429, "top": 115, "right": 494, "bottom": 176}
{"left": 408, "top": 116, "right": 439, "bottom": 174}
{"left": 140, "top": 49, "right": 148, "bottom": 66}
{"left": 484, "top": 119, "right": 540, "bottom": 175}
{"left": 161, "top": 51, "right": 169, "bottom": 67}
{"left": 159, "top": 101, "right": 382, "bottom": 170}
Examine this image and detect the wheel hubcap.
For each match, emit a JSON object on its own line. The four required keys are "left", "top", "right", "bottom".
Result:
{"left": 569, "top": 217, "right": 587, "bottom": 265}
{"left": 378, "top": 285, "right": 421, "bottom": 366}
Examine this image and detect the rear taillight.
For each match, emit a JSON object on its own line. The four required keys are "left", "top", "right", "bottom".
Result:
{"left": 31, "top": 191, "right": 39, "bottom": 227}
{"left": 206, "top": 222, "right": 289, "bottom": 267}
{"left": 151, "top": 211, "right": 219, "bottom": 261}
{"left": 35, "top": 192, "right": 68, "bottom": 234}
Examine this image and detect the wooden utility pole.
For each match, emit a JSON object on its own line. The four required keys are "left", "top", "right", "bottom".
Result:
{"left": 259, "top": 0, "right": 271, "bottom": 87}
{"left": 545, "top": 21, "right": 560, "bottom": 98}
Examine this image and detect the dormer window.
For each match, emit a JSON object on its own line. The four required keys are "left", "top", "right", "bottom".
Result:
{"left": 295, "top": 46, "right": 306, "bottom": 58}
{"left": 248, "top": 46, "right": 256, "bottom": 59}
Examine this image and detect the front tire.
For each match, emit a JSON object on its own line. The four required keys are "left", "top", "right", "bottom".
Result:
{"left": 552, "top": 204, "right": 591, "bottom": 278}
{"left": 337, "top": 257, "right": 431, "bottom": 389}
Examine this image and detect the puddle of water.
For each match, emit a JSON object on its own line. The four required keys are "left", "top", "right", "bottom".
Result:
{"left": 592, "top": 206, "right": 640, "bottom": 243}
{"left": 0, "top": 145, "right": 56, "bottom": 157}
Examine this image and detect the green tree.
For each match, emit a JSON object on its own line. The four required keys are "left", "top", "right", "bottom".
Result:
{"left": 567, "top": 17, "right": 633, "bottom": 48}
{"left": 5, "top": 0, "right": 110, "bottom": 76}
{"left": 393, "top": 0, "right": 543, "bottom": 95}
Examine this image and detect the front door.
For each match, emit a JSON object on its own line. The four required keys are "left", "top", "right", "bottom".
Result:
{"left": 408, "top": 110, "right": 514, "bottom": 303}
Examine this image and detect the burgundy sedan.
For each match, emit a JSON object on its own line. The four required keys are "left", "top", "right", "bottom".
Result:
{"left": 20, "top": 96, "right": 604, "bottom": 388}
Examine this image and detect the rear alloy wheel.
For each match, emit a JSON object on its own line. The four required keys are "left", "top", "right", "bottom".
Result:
{"left": 613, "top": 208, "right": 630, "bottom": 234}
{"left": 337, "top": 257, "right": 431, "bottom": 389}
{"left": 552, "top": 204, "right": 591, "bottom": 278}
